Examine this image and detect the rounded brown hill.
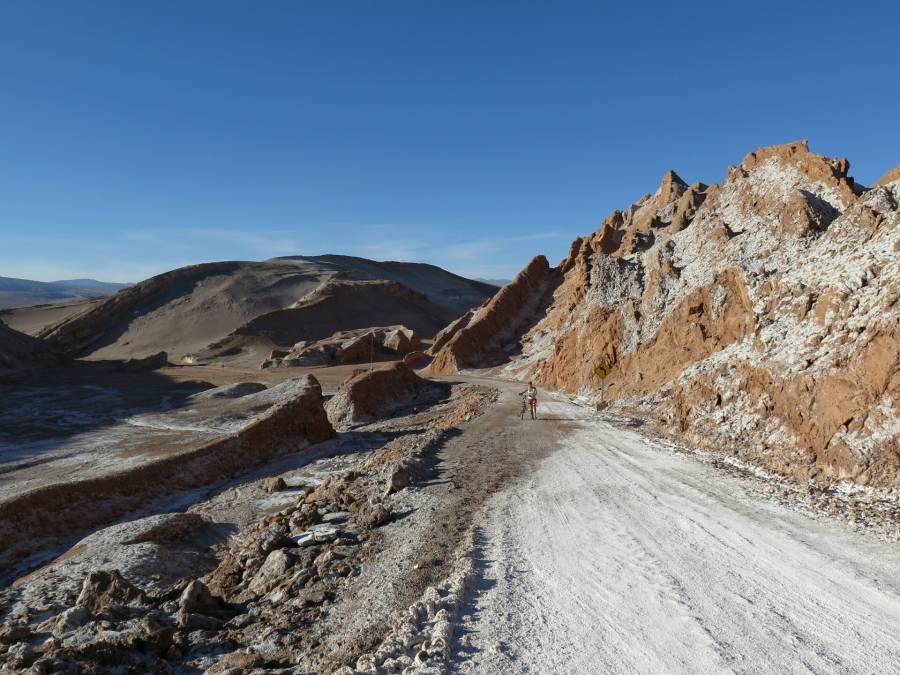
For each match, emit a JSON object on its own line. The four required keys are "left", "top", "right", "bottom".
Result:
{"left": 34, "top": 255, "right": 495, "bottom": 362}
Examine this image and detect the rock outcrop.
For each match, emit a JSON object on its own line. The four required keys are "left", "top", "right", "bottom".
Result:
{"left": 433, "top": 141, "right": 900, "bottom": 486}
{"left": 262, "top": 325, "right": 421, "bottom": 369}
{"left": 427, "top": 256, "right": 562, "bottom": 375}
{"left": 326, "top": 363, "right": 428, "bottom": 429}
{"left": 75, "top": 569, "right": 147, "bottom": 613}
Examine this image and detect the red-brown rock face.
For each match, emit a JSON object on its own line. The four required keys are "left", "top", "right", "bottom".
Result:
{"left": 435, "top": 141, "right": 900, "bottom": 486}
{"left": 326, "top": 362, "right": 428, "bottom": 428}
{"left": 426, "top": 255, "right": 562, "bottom": 375}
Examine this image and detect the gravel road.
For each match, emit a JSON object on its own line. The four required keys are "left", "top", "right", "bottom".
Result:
{"left": 451, "top": 390, "right": 900, "bottom": 674}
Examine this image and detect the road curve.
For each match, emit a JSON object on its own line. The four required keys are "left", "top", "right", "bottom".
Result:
{"left": 451, "top": 391, "right": 900, "bottom": 674}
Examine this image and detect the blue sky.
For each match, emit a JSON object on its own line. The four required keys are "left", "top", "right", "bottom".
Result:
{"left": 1, "top": 1, "right": 898, "bottom": 283}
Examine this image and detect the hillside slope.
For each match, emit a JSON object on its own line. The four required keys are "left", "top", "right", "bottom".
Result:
{"left": 37, "top": 256, "right": 494, "bottom": 361}
{"left": 0, "top": 298, "right": 103, "bottom": 336}
{"left": 0, "top": 323, "right": 57, "bottom": 370}
{"left": 199, "top": 279, "right": 456, "bottom": 365}
{"left": 430, "top": 141, "right": 900, "bottom": 486}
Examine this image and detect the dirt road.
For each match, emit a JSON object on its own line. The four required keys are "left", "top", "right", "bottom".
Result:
{"left": 450, "top": 387, "right": 900, "bottom": 674}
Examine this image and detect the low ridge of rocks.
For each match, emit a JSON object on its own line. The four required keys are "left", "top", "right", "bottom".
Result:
{"left": 0, "top": 375, "right": 335, "bottom": 570}
{"left": 262, "top": 325, "right": 421, "bottom": 369}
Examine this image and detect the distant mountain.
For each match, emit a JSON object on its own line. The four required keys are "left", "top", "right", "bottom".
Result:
{"left": 476, "top": 278, "right": 511, "bottom": 287}
{"left": 0, "top": 277, "right": 130, "bottom": 310}
{"left": 52, "top": 279, "right": 131, "bottom": 293}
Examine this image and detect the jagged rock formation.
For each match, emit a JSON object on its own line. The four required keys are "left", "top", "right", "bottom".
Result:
{"left": 326, "top": 363, "right": 428, "bottom": 429}
{"left": 427, "top": 255, "right": 562, "bottom": 375}
{"left": 262, "top": 325, "right": 421, "bottom": 369}
{"left": 34, "top": 256, "right": 494, "bottom": 362}
{"left": 431, "top": 141, "right": 900, "bottom": 486}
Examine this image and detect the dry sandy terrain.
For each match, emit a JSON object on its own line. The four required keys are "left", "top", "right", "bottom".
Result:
{"left": 0, "top": 362, "right": 398, "bottom": 504}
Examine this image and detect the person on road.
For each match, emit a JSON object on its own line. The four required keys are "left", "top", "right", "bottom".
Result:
{"left": 519, "top": 382, "right": 538, "bottom": 420}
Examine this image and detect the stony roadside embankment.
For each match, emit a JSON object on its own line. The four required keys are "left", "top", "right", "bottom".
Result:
{"left": 0, "top": 379, "right": 503, "bottom": 674}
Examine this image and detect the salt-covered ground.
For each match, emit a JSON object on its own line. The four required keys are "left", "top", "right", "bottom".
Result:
{"left": 452, "top": 394, "right": 900, "bottom": 674}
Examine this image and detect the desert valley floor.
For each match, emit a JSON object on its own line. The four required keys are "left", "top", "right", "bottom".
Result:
{"left": 2, "top": 361, "right": 899, "bottom": 673}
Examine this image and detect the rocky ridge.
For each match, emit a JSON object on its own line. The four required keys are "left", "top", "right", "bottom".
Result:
{"left": 429, "top": 141, "right": 900, "bottom": 486}
{"left": 263, "top": 326, "right": 421, "bottom": 370}
{"left": 426, "top": 256, "right": 561, "bottom": 375}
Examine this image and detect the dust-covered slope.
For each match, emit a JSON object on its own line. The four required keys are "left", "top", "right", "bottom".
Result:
{"left": 430, "top": 141, "right": 900, "bottom": 486}
{"left": 1, "top": 297, "right": 103, "bottom": 336}
{"left": 38, "top": 256, "right": 495, "bottom": 362}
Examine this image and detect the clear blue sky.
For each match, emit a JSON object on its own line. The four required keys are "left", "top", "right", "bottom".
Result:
{"left": 2, "top": 1, "right": 898, "bottom": 283}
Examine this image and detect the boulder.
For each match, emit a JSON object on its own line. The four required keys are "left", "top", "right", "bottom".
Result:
{"left": 255, "top": 526, "right": 291, "bottom": 554}
{"left": 178, "top": 579, "right": 220, "bottom": 616}
{"left": 52, "top": 606, "right": 89, "bottom": 637}
{"left": 248, "top": 549, "right": 293, "bottom": 595}
{"left": 367, "top": 503, "right": 392, "bottom": 527}
{"left": 176, "top": 611, "right": 223, "bottom": 631}
{"left": 262, "top": 476, "right": 288, "bottom": 493}
{"left": 383, "top": 327, "right": 422, "bottom": 355}
{"left": 76, "top": 570, "right": 146, "bottom": 613}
